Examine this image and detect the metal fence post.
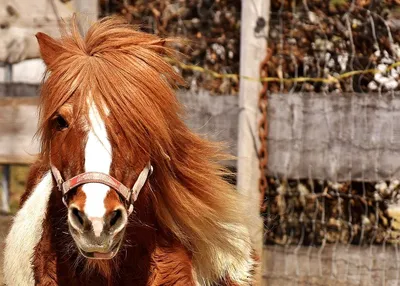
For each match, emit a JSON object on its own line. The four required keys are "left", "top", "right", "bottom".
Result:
{"left": 1, "top": 166, "right": 10, "bottom": 213}
{"left": 5, "top": 63, "right": 12, "bottom": 82}
{"left": 1, "top": 63, "right": 13, "bottom": 213}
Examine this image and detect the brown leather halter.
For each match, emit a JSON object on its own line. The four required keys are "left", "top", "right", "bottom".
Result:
{"left": 50, "top": 162, "right": 153, "bottom": 215}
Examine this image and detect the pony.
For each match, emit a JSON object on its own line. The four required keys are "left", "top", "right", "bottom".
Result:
{"left": 4, "top": 16, "right": 257, "bottom": 285}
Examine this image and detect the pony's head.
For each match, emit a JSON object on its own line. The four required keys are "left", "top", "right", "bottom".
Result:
{"left": 36, "top": 17, "right": 184, "bottom": 259}
{"left": 36, "top": 16, "right": 254, "bottom": 283}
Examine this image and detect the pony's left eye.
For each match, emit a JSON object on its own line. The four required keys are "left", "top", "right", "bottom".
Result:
{"left": 54, "top": 115, "right": 69, "bottom": 131}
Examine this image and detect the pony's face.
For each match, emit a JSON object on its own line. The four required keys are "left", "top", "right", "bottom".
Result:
{"left": 50, "top": 99, "right": 148, "bottom": 259}
{"left": 35, "top": 25, "right": 177, "bottom": 260}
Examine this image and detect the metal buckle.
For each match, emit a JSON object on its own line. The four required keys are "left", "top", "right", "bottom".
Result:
{"left": 127, "top": 188, "right": 134, "bottom": 215}
{"left": 57, "top": 181, "right": 63, "bottom": 193}
{"left": 127, "top": 204, "right": 134, "bottom": 215}
{"left": 62, "top": 195, "right": 68, "bottom": 207}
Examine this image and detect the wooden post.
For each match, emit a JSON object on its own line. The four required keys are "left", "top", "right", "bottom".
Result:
{"left": 237, "top": 0, "right": 270, "bottom": 276}
{"left": 74, "top": 0, "right": 99, "bottom": 33}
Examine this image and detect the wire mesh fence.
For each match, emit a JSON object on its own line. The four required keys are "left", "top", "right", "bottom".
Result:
{"left": 264, "top": 1, "right": 400, "bottom": 93}
{"left": 100, "top": 0, "right": 241, "bottom": 94}
{"left": 261, "top": 1, "right": 400, "bottom": 285}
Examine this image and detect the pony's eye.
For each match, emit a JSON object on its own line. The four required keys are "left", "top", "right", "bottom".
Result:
{"left": 55, "top": 115, "right": 69, "bottom": 131}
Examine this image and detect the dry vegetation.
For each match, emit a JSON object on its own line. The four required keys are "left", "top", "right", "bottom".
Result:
{"left": 266, "top": 0, "right": 400, "bottom": 93}
{"left": 100, "top": 0, "right": 241, "bottom": 94}
{"left": 0, "top": 166, "right": 29, "bottom": 214}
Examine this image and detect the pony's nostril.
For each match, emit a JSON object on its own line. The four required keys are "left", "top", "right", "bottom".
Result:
{"left": 109, "top": 209, "right": 122, "bottom": 227}
{"left": 71, "top": 207, "right": 84, "bottom": 227}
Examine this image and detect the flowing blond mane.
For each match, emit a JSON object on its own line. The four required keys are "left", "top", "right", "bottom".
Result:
{"left": 37, "top": 16, "right": 254, "bottom": 284}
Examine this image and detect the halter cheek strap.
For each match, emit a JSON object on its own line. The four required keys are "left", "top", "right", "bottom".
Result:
{"left": 50, "top": 163, "right": 153, "bottom": 215}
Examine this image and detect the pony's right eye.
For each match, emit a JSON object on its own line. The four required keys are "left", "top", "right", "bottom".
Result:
{"left": 54, "top": 115, "right": 69, "bottom": 131}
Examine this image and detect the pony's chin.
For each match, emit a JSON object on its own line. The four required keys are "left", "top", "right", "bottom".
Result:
{"left": 77, "top": 240, "right": 122, "bottom": 260}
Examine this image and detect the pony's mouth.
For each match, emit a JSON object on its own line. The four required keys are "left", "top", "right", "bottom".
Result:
{"left": 68, "top": 217, "right": 127, "bottom": 260}
{"left": 77, "top": 239, "right": 123, "bottom": 260}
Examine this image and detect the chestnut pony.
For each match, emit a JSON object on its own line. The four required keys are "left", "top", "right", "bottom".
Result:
{"left": 4, "top": 17, "right": 256, "bottom": 285}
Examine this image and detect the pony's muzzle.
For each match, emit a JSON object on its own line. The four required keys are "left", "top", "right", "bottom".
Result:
{"left": 69, "top": 206, "right": 126, "bottom": 234}
{"left": 68, "top": 205, "right": 127, "bottom": 259}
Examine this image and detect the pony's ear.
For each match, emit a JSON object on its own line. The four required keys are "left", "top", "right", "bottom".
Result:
{"left": 35, "top": 32, "right": 64, "bottom": 67}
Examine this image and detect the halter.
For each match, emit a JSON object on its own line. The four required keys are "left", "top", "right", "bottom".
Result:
{"left": 50, "top": 162, "right": 153, "bottom": 215}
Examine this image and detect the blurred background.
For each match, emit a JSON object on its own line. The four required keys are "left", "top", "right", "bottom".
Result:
{"left": 2, "top": 0, "right": 400, "bottom": 285}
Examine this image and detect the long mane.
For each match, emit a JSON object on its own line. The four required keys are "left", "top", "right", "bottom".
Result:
{"left": 38, "top": 17, "right": 253, "bottom": 284}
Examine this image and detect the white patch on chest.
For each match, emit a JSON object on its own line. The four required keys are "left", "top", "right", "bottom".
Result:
{"left": 4, "top": 172, "right": 53, "bottom": 286}
{"left": 82, "top": 100, "right": 112, "bottom": 225}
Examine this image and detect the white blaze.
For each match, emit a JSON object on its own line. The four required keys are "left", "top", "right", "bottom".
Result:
{"left": 83, "top": 100, "right": 112, "bottom": 236}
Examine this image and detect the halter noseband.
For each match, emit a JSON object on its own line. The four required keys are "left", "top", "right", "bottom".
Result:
{"left": 50, "top": 162, "right": 153, "bottom": 215}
